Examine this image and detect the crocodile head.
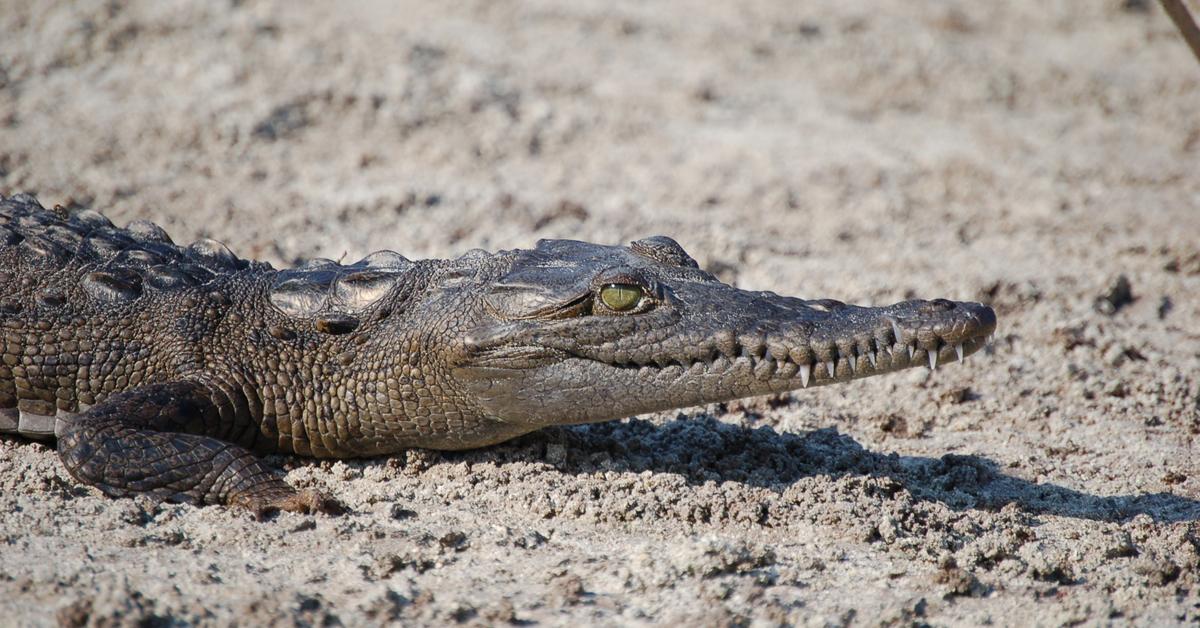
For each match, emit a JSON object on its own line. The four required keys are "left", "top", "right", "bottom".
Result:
{"left": 449, "top": 236, "right": 996, "bottom": 428}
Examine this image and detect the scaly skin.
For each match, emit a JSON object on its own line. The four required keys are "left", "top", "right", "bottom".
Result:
{"left": 0, "top": 193, "right": 996, "bottom": 516}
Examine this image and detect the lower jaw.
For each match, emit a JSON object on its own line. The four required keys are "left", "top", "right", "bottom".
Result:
{"left": 464, "top": 333, "right": 991, "bottom": 427}
{"left": 633, "top": 334, "right": 990, "bottom": 391}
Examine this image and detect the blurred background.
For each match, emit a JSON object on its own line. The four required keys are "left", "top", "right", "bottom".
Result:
{"left": 1, "top": 2, "right": 1196, "bottom": 289}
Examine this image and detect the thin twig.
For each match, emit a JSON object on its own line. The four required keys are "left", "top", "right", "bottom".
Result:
{"left": 1160, "top": 0, "right": 1200, "bottom": 64}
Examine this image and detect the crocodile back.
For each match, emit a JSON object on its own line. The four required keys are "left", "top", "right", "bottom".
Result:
{"left": 0, "top": 193, "right": 250, "bottom": 278}
{"left": 0, "top": 193, "right": 260, "bottom": 437}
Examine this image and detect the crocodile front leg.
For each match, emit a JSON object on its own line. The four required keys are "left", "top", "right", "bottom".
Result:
{"left": 56, "top": 382, "right": 338, "bottom": 517}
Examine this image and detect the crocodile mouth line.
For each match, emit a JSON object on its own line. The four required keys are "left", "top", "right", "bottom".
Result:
{"left": 581, "top": 325, "right": 995, "bottom": 387}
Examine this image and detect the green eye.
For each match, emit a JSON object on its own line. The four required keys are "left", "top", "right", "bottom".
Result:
{"left": 600, "top": 284, "right": 643, "bottom": 311}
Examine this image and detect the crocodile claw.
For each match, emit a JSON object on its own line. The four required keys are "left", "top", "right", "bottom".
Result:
{"left": 241, "top": 489, "right": 344, "bottom": 521}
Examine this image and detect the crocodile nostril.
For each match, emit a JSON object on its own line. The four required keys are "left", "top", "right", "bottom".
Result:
{"left": 916, "top": 297, "right": 955, "bottom": 312}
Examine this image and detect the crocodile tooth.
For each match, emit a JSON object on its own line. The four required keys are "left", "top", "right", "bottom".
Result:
{"left": 788, "top": 346, "right": 814, "bottom": 370}
{"left": 799, "top": 363, "right": 811, "bottom": 388}
{"left": 824, "top": 360, "right": 835, "bottom": 379}
{"left": 767, "top": 340, "right": 790, "bottom": 364}
{"left": 848, "top": 354, "right": 857, "bottom": 374}
{"left": 888, "top": 318, "right": 903, "bottom": 344}
{"left": 906, "top": 343, "right": 915, "bottom": 360}
{"left": 928, "top": 348, "right": 938, "bottom": 370}
{"left": 776, "top": 359, "right": 798, "bottom": 379}
{"left": 955, "top": 343, "right": 964, "bottom": 363}
{"left": 867, "top": 350, "right": 877, "bottom": 369}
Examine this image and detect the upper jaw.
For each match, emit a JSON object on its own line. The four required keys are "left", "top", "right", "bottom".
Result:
{"left": 795, "top": 298, "right": 996, "bottom": 380}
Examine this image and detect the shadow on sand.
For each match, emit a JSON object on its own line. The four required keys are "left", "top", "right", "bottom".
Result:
{"left": 480, "top": 414, "right": 1199, "bottom": 524}
{"left": 5, "top": 413, "right": 1196, "bottom": 523}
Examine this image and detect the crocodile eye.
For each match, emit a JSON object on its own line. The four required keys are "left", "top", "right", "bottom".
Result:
{"left": 599, "top": 284, "right": 643, "bottom": 311}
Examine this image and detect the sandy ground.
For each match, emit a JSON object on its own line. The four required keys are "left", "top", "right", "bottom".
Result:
{"left": 1, "top": 0, "right": 1199, "bottom": 625}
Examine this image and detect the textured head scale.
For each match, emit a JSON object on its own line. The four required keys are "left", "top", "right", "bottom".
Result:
{"left": 448, "top": 236, "right": 996, "bottom": 430}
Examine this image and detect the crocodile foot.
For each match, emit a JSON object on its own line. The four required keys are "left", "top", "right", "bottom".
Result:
{"left": 56, "top": 381, "right": 347, "bottom": 520}
{"left": 232, "top": 487, "right": 345, "bottom": 520}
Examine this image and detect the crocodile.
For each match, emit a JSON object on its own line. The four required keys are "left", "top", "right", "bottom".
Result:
{"left": 0, "top": 193, "right": 997, "bottom": 516}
